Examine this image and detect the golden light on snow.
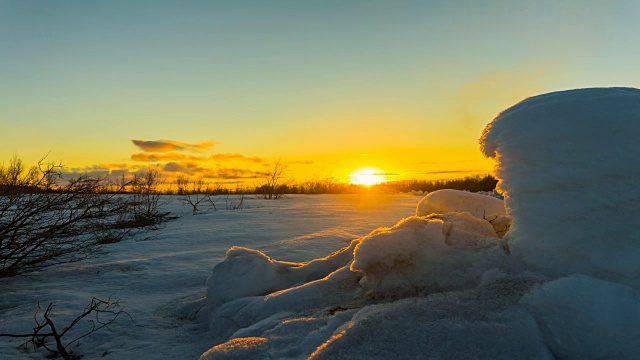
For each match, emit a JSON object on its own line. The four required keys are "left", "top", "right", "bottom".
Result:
{"left": 200, "top": 337, "right": 269, "bottom": 357}
{"left": 349, "top": 167, "right": 387, "bottom": 186}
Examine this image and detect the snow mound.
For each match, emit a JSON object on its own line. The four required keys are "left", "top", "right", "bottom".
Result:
{"left": 309, "top": 273, "right": 552, "bottom": 360}
{"left": 201, "top": 209, "right": 509, "bottom": 354}
{"left": 206, "top": 243, "right": 355, "bottom": 307}
{"left": 417, "top": 189, "right": 506, "bottom": 218}
{"left": 480, "top": 87, "right": 640, "bottom": 285}
{"left": 521, "top": 274, "right": 640, "bottom": 359}
{"left": 417, "top": 189, "right": 510, "bottom": 237}
{"left": 350, "top": 213, "right": 503, "bottom": 298}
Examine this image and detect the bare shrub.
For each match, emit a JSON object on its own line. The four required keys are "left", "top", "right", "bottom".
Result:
{"left": 223, "top": 192, "right": 245, "bottom": 210}
{"left": 0, "top": 156, "right": 170, "bottom": 278}
{"left": 175, "top": 175, "right": 219, "bottom": 214}
{"left": 0, "top": 296, "right": 134, "bottom": 360}
{"left": 128, "top": 166, "right": 168, "bottom": 226}
{"left": 256, "top": 160, "right": 289, "bottom": 199}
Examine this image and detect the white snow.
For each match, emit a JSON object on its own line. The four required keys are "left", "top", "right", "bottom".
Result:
{"left": 480, "top": 87, "right": 640, "bottom": 286}
{"left": 521, "top": 274, "right": 640, "bottom": 359}
{"left": 205, "top": 243, "right": 354, "bottom": 308}
{"left": 416, "top": 189, "right": 511, "bottom": 237}
{"left": 417, "top": 188, "right": 506, "bottom": 219}
{"left": 351, "top": 213, "right": 502, "bottom": 299}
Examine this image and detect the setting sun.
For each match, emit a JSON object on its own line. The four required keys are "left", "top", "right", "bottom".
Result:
{"left": 349, "top": 167, "right": 388, "bottom": 186}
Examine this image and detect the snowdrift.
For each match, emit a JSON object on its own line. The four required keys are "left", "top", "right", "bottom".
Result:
{"left": 351, "top": 213, "right": 503, "bottom": 298}
{"left": 417, "top": 188, "right": 511, "bottom": 237}
{"left": 481, "top": 87, "right": 640, "bottom": 285}
{"left": 200, "top": 87, "right": 640, "bottom": 359}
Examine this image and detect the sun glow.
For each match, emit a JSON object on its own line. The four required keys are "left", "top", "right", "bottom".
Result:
{"left": 349, "top": 167, "right": 387, "bottom": 186}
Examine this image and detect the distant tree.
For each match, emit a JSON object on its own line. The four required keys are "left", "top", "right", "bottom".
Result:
{"left": 378, "top": 175, "right": 498, "bottom": 194}
{"left": 256, "top": 160, "right": 289, "bottom": 199}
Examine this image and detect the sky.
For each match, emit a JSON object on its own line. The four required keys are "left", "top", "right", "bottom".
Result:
{"left": 1, "top": 0, "right": 639, "bottom": 186}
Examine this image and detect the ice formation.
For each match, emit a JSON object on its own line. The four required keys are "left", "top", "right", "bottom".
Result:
{"left": 480, "top": 87, "right": 640, "bottom": 285}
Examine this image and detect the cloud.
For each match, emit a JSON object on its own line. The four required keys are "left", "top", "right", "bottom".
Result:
{"left": 131, "top": 153, "right": 207, "bottom": 162}
{"left": 288, "top": 160, "right": 314, "bottom": 165}
{"left": 214, "top": 168, "right": 267, "bottom": 179}
{"left": 160, "top": 161, "right": 266, "bottom": 180}
{"left": 98, "top": 163, "right": 130, "bottom": 169}
{"left": 132, "top": 139, "right": 217, "bottom": 153}
{"left": 162, "top": 162, "right": 202, "bottom": 173}
{"left": 60, "top": 163, "right": 146, "bottom": 181}
{"left": 210, "top": 153, "right": 265, "bottom": 163}
{"left": 421, "top": 169, "right": 488, "bottom": 175}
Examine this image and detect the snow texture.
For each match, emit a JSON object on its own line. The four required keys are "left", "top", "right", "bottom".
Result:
{"left": 480, "top": 87, "right": 640, "bottom": 286}
{"left": 206, "top": 242, "right": 355, "bottom": 308}
{"left": 521, "top": 274, "right": 640, "bottom": 359}
{"left": 351, "top": 213, "right": 502, "bottom": 298}
{"left": 416, "top": 189, "right": 511, "bottom": 237}
{"left": 417, "top": 188, "right": 506, "bottom": 218}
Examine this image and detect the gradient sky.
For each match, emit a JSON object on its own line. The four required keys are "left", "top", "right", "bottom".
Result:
{"left": 2, "top": 0, "right": 639, "bottom": 185}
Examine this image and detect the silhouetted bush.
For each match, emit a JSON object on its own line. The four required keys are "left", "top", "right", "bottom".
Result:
{"left": 0, "top": 156, "right": 171, "bottom": 278}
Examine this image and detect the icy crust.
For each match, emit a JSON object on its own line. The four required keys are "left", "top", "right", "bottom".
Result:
{"left": 480, "top": 87, "right": 640, "bottom": 284}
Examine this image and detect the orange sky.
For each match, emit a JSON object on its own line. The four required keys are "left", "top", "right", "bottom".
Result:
{"left": 2, "top": 1, "right": 639, "bottom": 187}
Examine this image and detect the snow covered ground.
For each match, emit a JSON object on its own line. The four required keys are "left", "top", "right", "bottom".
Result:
{"left": 0, "top": 194, "right": 419, "bottom": 359}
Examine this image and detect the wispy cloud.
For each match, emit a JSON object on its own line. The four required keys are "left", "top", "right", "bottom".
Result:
{"left": 131, "top": 152, "right": 207, "bottom": 162}
{"left": 132, "top": 139, "right": 217, "bottom": 153}
{"left": 214, "top": 168, "right": 267, "bottom": 179}
{"left": 210, "top": 153, "right": 265, "bottom": 163}
{"left": 98, "top": 163, "right": 130, "bottom": 169}
{"left": 162, "top": 162, "right": 202, "bottom": 173}
{"left": 159, "top": 161, "right": 266, "bottom": 180}
{"left": 420, "top": 169, "right": 488, "bottom": 175}
{"left": 288, "top": 160, "right": 314, "bottom": 165}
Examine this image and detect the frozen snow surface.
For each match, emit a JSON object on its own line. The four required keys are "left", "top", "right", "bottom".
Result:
{"left": 481, "top": 87, "right": 640, "bottom": 285}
